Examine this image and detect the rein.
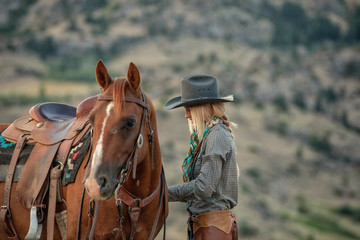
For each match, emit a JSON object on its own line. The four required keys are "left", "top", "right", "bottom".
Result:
{"left": 85, "top": 90, "right": 165, "bottom": 240}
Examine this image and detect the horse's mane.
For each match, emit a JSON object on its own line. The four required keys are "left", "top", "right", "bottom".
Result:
{"left": 112, "top": 77, "right": 127, "bottom": 114}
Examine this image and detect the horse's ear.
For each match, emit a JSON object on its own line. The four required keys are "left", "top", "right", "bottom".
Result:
{"left": 127, "top": 62, "right": 141, "bottom": 91}
{"left": 96, "top": 60, "right": 112, "bottom": 91}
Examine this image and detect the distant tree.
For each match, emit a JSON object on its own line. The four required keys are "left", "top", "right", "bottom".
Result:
{"left": 238, "top": 221, "right": 259, "bottom": 237}
{"left": 308, "top": 133, "right": 332, "bottom": 154}
{"left": 38, "top": 81, "right": 46, "bottom": 102}
{"left": 296, "top": 195, "right": 310, "bottom": 214}
{"left": 323, "top": 87, "right": 338, "bottom": 103}
{"left": 346, "top": 6, "right": 360, "bottom": 44}
{"left": 243, "top": 80, "right": 258, "bottom": 100}
{"left": 197, "top": 53, "right": 205, "bottom": 63}
{"left": 273, "top": 94, "right": 289, "bottom": 112}
{"left": 270, "top": 1, "right": 342, "bottom": 47}
{"left": 343, "top": 60, "right": 360, "bottom": 79}
{"left": 314, "top": 94, "right": 324, "bottom": 113}
{"left": 307, "top": 16, "right": 341, "bottom": 43}
{"left": 209, "top": 52, "right": 218, "bottom": 63}
{"left": 83, "top": 0, "right": 107, "bottom": 12}
{"left": 0, "top": 0, "right": 37, "bottom": 33}
{"left": 271, "top": 2, "right": 309, "bottom": 45}
{"left": 26, "top": 36, "right": 57, "bottom": 59}
{"left": 341, "top": 111, "right": 351, "bottom": 130}
{"left": 293, "top": 91, "right": 306, "bottom": 110}
{"left": 295, "top": 145, "right": 303, "bottom": 160}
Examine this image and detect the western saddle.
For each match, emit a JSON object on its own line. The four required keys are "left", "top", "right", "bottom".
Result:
{"left": 0, "top": 95, "right": 97, "bottom": 240}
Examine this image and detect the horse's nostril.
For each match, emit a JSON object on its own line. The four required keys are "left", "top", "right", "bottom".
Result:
{"left": 97, "top": 175, "right": 109, "bottom": 189}
{"left": 97, "top": 176, "right": 106, "bottom": 187}
{"left": 97, "top": 175, "right": 114, "bottom": 199}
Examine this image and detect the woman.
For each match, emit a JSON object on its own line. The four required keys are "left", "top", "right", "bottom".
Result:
{"left": 165, "top": 74, "right": 239, "bottom": 240}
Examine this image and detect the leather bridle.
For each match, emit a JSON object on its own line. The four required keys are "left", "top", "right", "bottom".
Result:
{"left": 98, "top": 90, "right": 154, "bottom": 180}
{"left": 85, "top": 90, "right": 166, "bottom": 240}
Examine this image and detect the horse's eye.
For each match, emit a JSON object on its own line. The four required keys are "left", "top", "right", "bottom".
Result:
{"left": 125, "top": 119, "right": 136, "bottom": 129}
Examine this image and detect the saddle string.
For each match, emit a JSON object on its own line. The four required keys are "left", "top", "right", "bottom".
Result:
{"left": 0, "top": 133, "right": 30, "bottom": 240}
{"left": 88, "top": 200, "right": 101, "bottom": 240}
{"left": 76, "top": 187, "right": 86, "bottom": 240}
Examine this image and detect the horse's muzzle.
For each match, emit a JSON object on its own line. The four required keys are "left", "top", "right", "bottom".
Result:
{"left": 84, "top": 173, "right": 116, "bottom": 200}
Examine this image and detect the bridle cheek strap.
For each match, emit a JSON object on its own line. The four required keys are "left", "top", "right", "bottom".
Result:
{"left": 98, "top": 91, "right": 163, "bottom": 240}
{"left": 98, "top": 91, "right": 154, "bottom": 179}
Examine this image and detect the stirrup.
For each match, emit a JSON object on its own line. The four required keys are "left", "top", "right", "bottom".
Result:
{"left": 25, "top": 206, "right": 42, "bottom": 240}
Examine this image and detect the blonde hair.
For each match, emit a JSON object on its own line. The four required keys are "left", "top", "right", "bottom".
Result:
{"left": 188, "top": 102, "right": 236, "bottom": 139}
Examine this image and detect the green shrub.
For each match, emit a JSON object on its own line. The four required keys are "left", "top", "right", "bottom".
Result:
{"left": 307, "top": 16, "right": 341, "bottom": 43}
{"left": 308, "top": 133, "right": 332, "bottom": 154}
{"left": 247, "top": 145, "right": 259, "bottom": 154}
{"left": 295, "top": 213, "right": 359, "bottom": 239}
{"left": 254, "top": 101, "right": 265, "bottom": 110}
{"left": 287, "top": 163, "right": 300, "bottom": 176}
{"left": 171, "top": 63, "right": 184, "bottom": 73}
{"left": 241, "top": 183, "right": 251, "bottom": 194}
{"left": 273, "top": 94, "right": 289, "bottom": 112}
{"left": 25, "top": 36, "right": 57, "bottom": 59}
{"left": 334, "top": 205, "right": 360, "bottom": 222}
{"left": 266, "top": 119, "right": 288, "bottom": 136}
{"left": 346, "top": 6, "right": 360, "bottom": 44}
{"left": 269, "top": 2, "right": 341, "bottom": 47}
{"left": 322, "top": 87, "right": 338, "bottom": 103}
{"left": 293, "top": 90, "right": 306, "bottom": 110}
{"left": 296, "top": 195, "right": 310, "bottom": 214}
{"left": 314, "top": 95, "right": 324, "bottom": 113}
{"left": 295, "top": 146, "right": 303, "bottom": 160}
{"left": 246, "top": 167, "right": 262, "bottom": 182}
{"left": 197, "top": 53, "right": 205, "bottom": 63}
{"left": 238, "top": 220, "right": 259, "bottom": 237}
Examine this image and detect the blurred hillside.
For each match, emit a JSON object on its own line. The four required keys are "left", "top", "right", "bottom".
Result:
{"left": 1, "top": 0, "right": 360, "bottom": 239}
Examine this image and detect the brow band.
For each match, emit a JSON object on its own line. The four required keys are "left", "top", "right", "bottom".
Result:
{"left": 97, "top": 95, "right": 113, "bottom": 101}
{"left": 97, "top": 93, "right": 150, "bottom": 112}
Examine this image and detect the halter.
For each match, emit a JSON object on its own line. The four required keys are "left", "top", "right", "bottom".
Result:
{"left": 93, "top": 90, "right": 165, "bottom": 240}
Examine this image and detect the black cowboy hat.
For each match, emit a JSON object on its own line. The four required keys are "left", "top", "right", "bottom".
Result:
{"left": 165, "top": 74, "right": 235, "bottom": 110}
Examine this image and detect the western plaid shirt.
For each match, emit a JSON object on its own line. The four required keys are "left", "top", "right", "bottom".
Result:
{"left": 168, "top": 120, "right": 238, "bottom": 216}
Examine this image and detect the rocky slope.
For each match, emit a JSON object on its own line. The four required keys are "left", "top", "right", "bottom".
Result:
{"left": 1, "top": 0, "right": 360, "bottom": 239}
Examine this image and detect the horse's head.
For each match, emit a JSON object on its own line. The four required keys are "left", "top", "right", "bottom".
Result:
{"left": 84, "top": 60, "right": 153, "bottom": 200}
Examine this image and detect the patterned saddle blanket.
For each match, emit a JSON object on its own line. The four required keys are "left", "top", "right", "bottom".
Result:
{"left": 0, "top": 132, "right": 91, "bottom": 185}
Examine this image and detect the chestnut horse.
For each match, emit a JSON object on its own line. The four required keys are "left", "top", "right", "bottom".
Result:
{"left": 0, "top": 61, "right": 168, "bottom": 239}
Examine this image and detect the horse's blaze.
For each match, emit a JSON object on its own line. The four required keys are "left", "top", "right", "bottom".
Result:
{"left": 85, "top": 101, "right": 114, "bottom": 200}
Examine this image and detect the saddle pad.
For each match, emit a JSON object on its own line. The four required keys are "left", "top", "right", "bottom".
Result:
{"left": 0, "top": 134, "right": 34, "bottom": 182}
{"left": 62, "top": 133, "right": 91, "bottom": 186}
{"left": 0, "top": 132, "right": 90, "bottom": 184}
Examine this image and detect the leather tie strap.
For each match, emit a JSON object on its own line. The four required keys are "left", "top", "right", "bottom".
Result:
{"left": 88, "top": 200, "right": 101, "bottom": 240}
{"left": 47, "top": 132, "right": 79, "bottom": 240}
{"left": 0, "top": 133, "right": 29, "bottom": 240}
{"left": 47, "top": 165, "right": 62, "bottom": 240}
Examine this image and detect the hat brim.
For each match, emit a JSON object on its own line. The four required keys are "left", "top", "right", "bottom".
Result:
{"left": 165, "top": 96, "right": 235, "bottom": 110}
